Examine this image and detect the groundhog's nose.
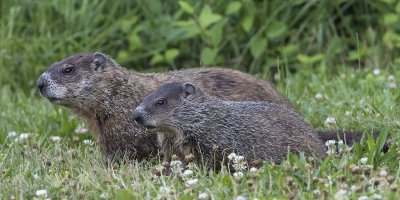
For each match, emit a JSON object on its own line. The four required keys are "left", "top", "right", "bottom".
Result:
{"left": 37, "top": 76, "right": 46, "bottom": 94}
{"left": 133, "top": 107, "right": 144, "bottom": 125}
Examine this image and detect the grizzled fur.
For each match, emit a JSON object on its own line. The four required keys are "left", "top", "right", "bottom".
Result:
{"left": 133, "top": 82, "right": 327, "bottom": 170}
{"left": 37, "top": 52, "right": 292, "bottom": 160}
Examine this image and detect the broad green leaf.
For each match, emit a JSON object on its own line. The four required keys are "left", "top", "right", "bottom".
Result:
{"left": 173, "top": 20, "right": 200, "bottom": 39}
{"left": 281, "top": 44, "right": 299, "bottom": 56}
{"left": 266, "top": 21, "right": 287, "bottom": 40}
{"left": 225, "top": 1, "right": 242, "bottom": 15}
{"left": 164, "top": 49, "right": 180, "bottom": 63}
{"left": 250, "top": 37, "right": 268, "bottom": 59}
{"left": 178, "top": 1, "right": 194, "bottom": 14}
{"left": 128, "top": 33, "right": 142, "bottom": 49}
{"left": 199, "top": 5, "right": 222, "bottom": 29}
{"left": 241, "top": 13, "right": 254, "bottom": 33}
{"left": 150, "top": 53, "right": 164, "bottom": 65}
{"left": 383, "top": 13, "right": 399, "bottom": 25}
{"left": 205, "top": 20, "right": 226, "bottom": 46}
{"left": 201, "top": 47, "right": 218, "bottom": 65}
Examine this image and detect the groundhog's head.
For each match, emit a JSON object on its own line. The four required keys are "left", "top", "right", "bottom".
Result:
{"left": 37, "top": 52, "right": 112, "bottom": 108}
{"left": 133, "top": 82, "right": 197, "bottom": 131}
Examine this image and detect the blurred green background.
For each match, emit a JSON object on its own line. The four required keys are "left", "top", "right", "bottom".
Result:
{"left": 1, "top": 0, "right": 400, "bottom": 93}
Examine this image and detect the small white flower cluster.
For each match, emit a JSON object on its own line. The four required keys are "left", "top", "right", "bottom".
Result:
{"left": 324, "top": 117, "right": 336, "bottom": 127}
{"left": 35, "top": 189, "right": 48, "bottom": 198}
{"left": 360, "top": 157, "right": 368, "bottom": 165}
{"left": 182, "top": 169, "right": 198, "bottom": 188}
{"left": 83, "top": 139, "right": 94, "bottom": 146}
{"left": 325, "top": 140, "right": 345, "bottom": 155}
{"left": 8, "top": 131, "right": 30, "bottom": 143}
{"left": 170, "top": 160, "right": 183, "bottom": 175}
{"left": 75, "top": 124, "right": 88, "bottom": 134}
{"left": 157, "top": 186, "right": 171, "bottom": 200}
{"left": 315, "top": 93, "right": 323, "bottom": 100}
{"left": 198, "top": 192, "right": 209, "bottom": 200}
{"left": 50, "top": 136, "right": 61, "bottom": 143}
{"left": 373, "top": 69, "right": 381, "bottom": 75}
{"left": 228, "top": 152, "right": 247, "bottom": 172}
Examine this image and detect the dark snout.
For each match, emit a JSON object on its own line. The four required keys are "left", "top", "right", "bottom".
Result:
{"left": 133, "top": 107, "right": 145, "bottom": 125}
{"left": 37, "top": 75, "right": 47, "bottom": 95}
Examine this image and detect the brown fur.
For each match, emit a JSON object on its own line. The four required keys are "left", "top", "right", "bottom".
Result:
{"left": 133, "top": 82, "right": 327, "bottom": 170}
{"left": 37, "top": 52, "right": 292, "bottom": 160}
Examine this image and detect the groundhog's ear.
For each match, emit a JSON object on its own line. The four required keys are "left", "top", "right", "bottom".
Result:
{"left": 182, "top": 83, "right": 196, "bottom": 98}
{"left": 91, "top": 52, "right": 107, "bottom": 71}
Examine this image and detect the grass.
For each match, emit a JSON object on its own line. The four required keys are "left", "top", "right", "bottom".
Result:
{"left": 1, "top": 63, "right": 399, "bottom": 199}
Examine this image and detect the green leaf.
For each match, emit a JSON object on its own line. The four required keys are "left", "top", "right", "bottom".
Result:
{"left": 173, "top": 20, "right": 200, "bottom": 39}
{"left": 383, "top": 13, "right": 399, "bottom": 25}
{"left": 128, "top": 33, "right": 142, "bottom": 50}
{"left": 150, "top": 53, "right": 164, "bottom": 65}
{"left": 201, "top": 47, "right": 218, "bottom": 65}
{"left": 297, "top": 54, "right": 325, "bottom": 64}
{"left": 178, "top": 1, "right": 194, "bottom": 14}
{"left": 205, "top": 20, "right": 226, "bottom": 46}
{"left": 199, "top": 5, "right": 222, "bottom": 29}
{"left": 164, "top": 49, "right": 180, "bottom": 63}
{"left": 396, "top": 2, "right": 400, "bottom": 13}
{"left": 241, "top": 13, "right": 254, "bottom": 33}
{"left": 250, "top": 37, "right": 268, "bottom": 59}
{"left": 225, "top": 1, "right": 242, "bottom": 15}
{"left": 266, "top": 21, "right": 287, "bottom": 40}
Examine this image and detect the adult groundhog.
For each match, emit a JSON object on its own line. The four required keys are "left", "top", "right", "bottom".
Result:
{"left": 36, "top": 52, "right": 293, "bottom": 160}
{"left": 133, "top": 82, "right": 326, "bottom": 170}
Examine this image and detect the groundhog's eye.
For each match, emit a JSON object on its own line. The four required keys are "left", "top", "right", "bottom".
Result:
{"left": 156, "top": 100, "right": 166, "bottom": 106}
{"left": 63, "top": 65, "right": 75, "bottom": 74}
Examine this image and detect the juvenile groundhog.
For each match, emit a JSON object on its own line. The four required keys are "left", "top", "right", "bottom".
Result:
{"left": 37, "top": 52, "right": 292, "bottom": 160}
{"left": 133, "top": 82, "right": 327, "bottom": 170}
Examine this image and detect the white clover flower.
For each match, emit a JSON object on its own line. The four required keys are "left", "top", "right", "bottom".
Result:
{"left": 249, "top": 167, "right": 258, "bottom": 173}
{"left": 337, "top": 140, "right": 344, "bottom": 146}
{"left": 371, "top": 194, "right": 382, "bottom": 199}
{"left": 388, "top": 75, "right": 395, "bottom": 81}
{"left": 313, "top": 189, "right": 321, "bottom": 196}
{"left": 170, "top": 160, "right": 183, "bottom": 174}
{"left": 236, "top": 156, "right": 245, "bottom": 161}
{"left": 157, "top": 186, "right": 171, "bottom": 200}
{"left": 325, "top": 140, "right": 336, "bottom": 147}
{"left": 7, "top": 131, "right": 17, "bottom": 137}
{"left": 228, "top": 153, "right": 237, "bottom": 161}
{"left": 185, "top": 178, "right": 198, "bottom": 187}
{"left": 324, "top": 117, "right": 336, "bottom": 126}
{"left": 100, "top": 193, "right": 109, "bottom": 199}
{"left": 35, "top": 189, "right": 48, "bottom": 197}
{"left": 388, "top": 82, "right": 397, "bottom": 89}
{"left": 75, "top": 124, "right": 88, "bottom": 134}
{"left": 345, "top": 111, "right": 352, "bottom": 116}
{"left": 379, "top": 168, "right": 388, "bottom": 177}
{"left": 360, "top": 157, "right": 368, "bottom": 165}
{"left": 170, "top": 160, "right": 182, "bottom": 167}
{"left": 334, "top": 189, "right": 348, "bottom": 200}
{"left": 233, "top": 172, "right": 244, "bottom": 179}
{"left": 373, "top": 69, "right": 381, "bottom": 75}
{"left": 51, "top": 136, "right": 61, "bottom": 143}
{"left": 235, "top": 195, "right": 247, "bottom": 200}
{"left": 83, "top": 139, "right": 94, "bottom": 146}
{"left": 358, "top": 196, "right": 369, "bottom": 200}
{"left": 315, "top": 93, "right": 323, "bottom": 100}
{"left": 33, "top": 174, "right": 40, "bottom": 180}
{"left": 198, "top": 192, "right": 209, "bottom": 200}
{"left": 183, "top": 169, "right": 193, "bottom": 177}
{"left": 19, "top": 133, "right": 29, "bottom": 140}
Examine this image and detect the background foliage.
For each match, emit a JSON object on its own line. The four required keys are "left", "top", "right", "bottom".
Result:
{"left": 1, "top": 0, "right": 400, "bottom": 92}
{"left": 1, "top": 0, "right": 400, "bottom": 199}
